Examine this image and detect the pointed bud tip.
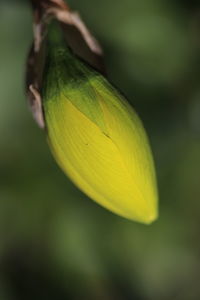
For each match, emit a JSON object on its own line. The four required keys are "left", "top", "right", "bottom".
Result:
{"left": 141, "top": 208, "right": 158, "bottom": 225}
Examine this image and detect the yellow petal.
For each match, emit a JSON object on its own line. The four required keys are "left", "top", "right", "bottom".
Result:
{"left": 45, "top": 91, "right": 158, "bottom": 224}
{"left": 42, "top": 21, "right": 158, "bottom": 224}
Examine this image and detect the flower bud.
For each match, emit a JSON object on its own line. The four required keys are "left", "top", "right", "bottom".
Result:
{"left": 43, "top": 24, "right": 158, "bottom": 224}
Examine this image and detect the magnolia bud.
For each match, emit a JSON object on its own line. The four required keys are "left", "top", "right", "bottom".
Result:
{"left": 43, "top": 23, "right": 158, "bottom": 224}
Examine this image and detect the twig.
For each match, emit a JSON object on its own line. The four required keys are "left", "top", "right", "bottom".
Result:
{"left": 26, "top": 0, "right": 104, "bottom": 128}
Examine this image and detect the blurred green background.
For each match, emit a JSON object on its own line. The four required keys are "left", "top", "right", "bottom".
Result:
{"left": 1, "top": 0, "right": 200, "bottom": 299}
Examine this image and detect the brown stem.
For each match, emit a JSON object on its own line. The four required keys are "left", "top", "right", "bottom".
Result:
{"left": 30, "top": 0, "right": 70, "bottom": 14}
{"left": 26, "top": 0, "right": 104, "bottom": 128}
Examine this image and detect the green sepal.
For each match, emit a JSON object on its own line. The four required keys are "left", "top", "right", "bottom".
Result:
{"left": 43, "top": 21, "right": 108, "bottom": 134}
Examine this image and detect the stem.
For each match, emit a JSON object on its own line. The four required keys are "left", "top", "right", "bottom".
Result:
{"left": 27, "top": 0, "right": 104, "bottom": 129}
{"left": 30, "top": 0, "right": 70, "bottom": 13}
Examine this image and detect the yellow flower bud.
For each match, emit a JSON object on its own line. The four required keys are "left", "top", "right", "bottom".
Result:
{"left": 43, "top": 24, "right": 158, "bottom": 224}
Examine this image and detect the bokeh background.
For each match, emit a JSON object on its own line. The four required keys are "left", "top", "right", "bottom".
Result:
{"left": 1, "top": 0, "right": 200, "bottom": 299}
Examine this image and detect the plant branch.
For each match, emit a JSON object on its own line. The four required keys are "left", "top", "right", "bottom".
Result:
{"left": 26, "top": 0, "right": 104, "bottom": 128}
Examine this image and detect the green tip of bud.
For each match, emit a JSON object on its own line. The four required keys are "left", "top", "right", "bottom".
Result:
{"left": 43, "top": 22, "right": 158, "bottom": 224}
